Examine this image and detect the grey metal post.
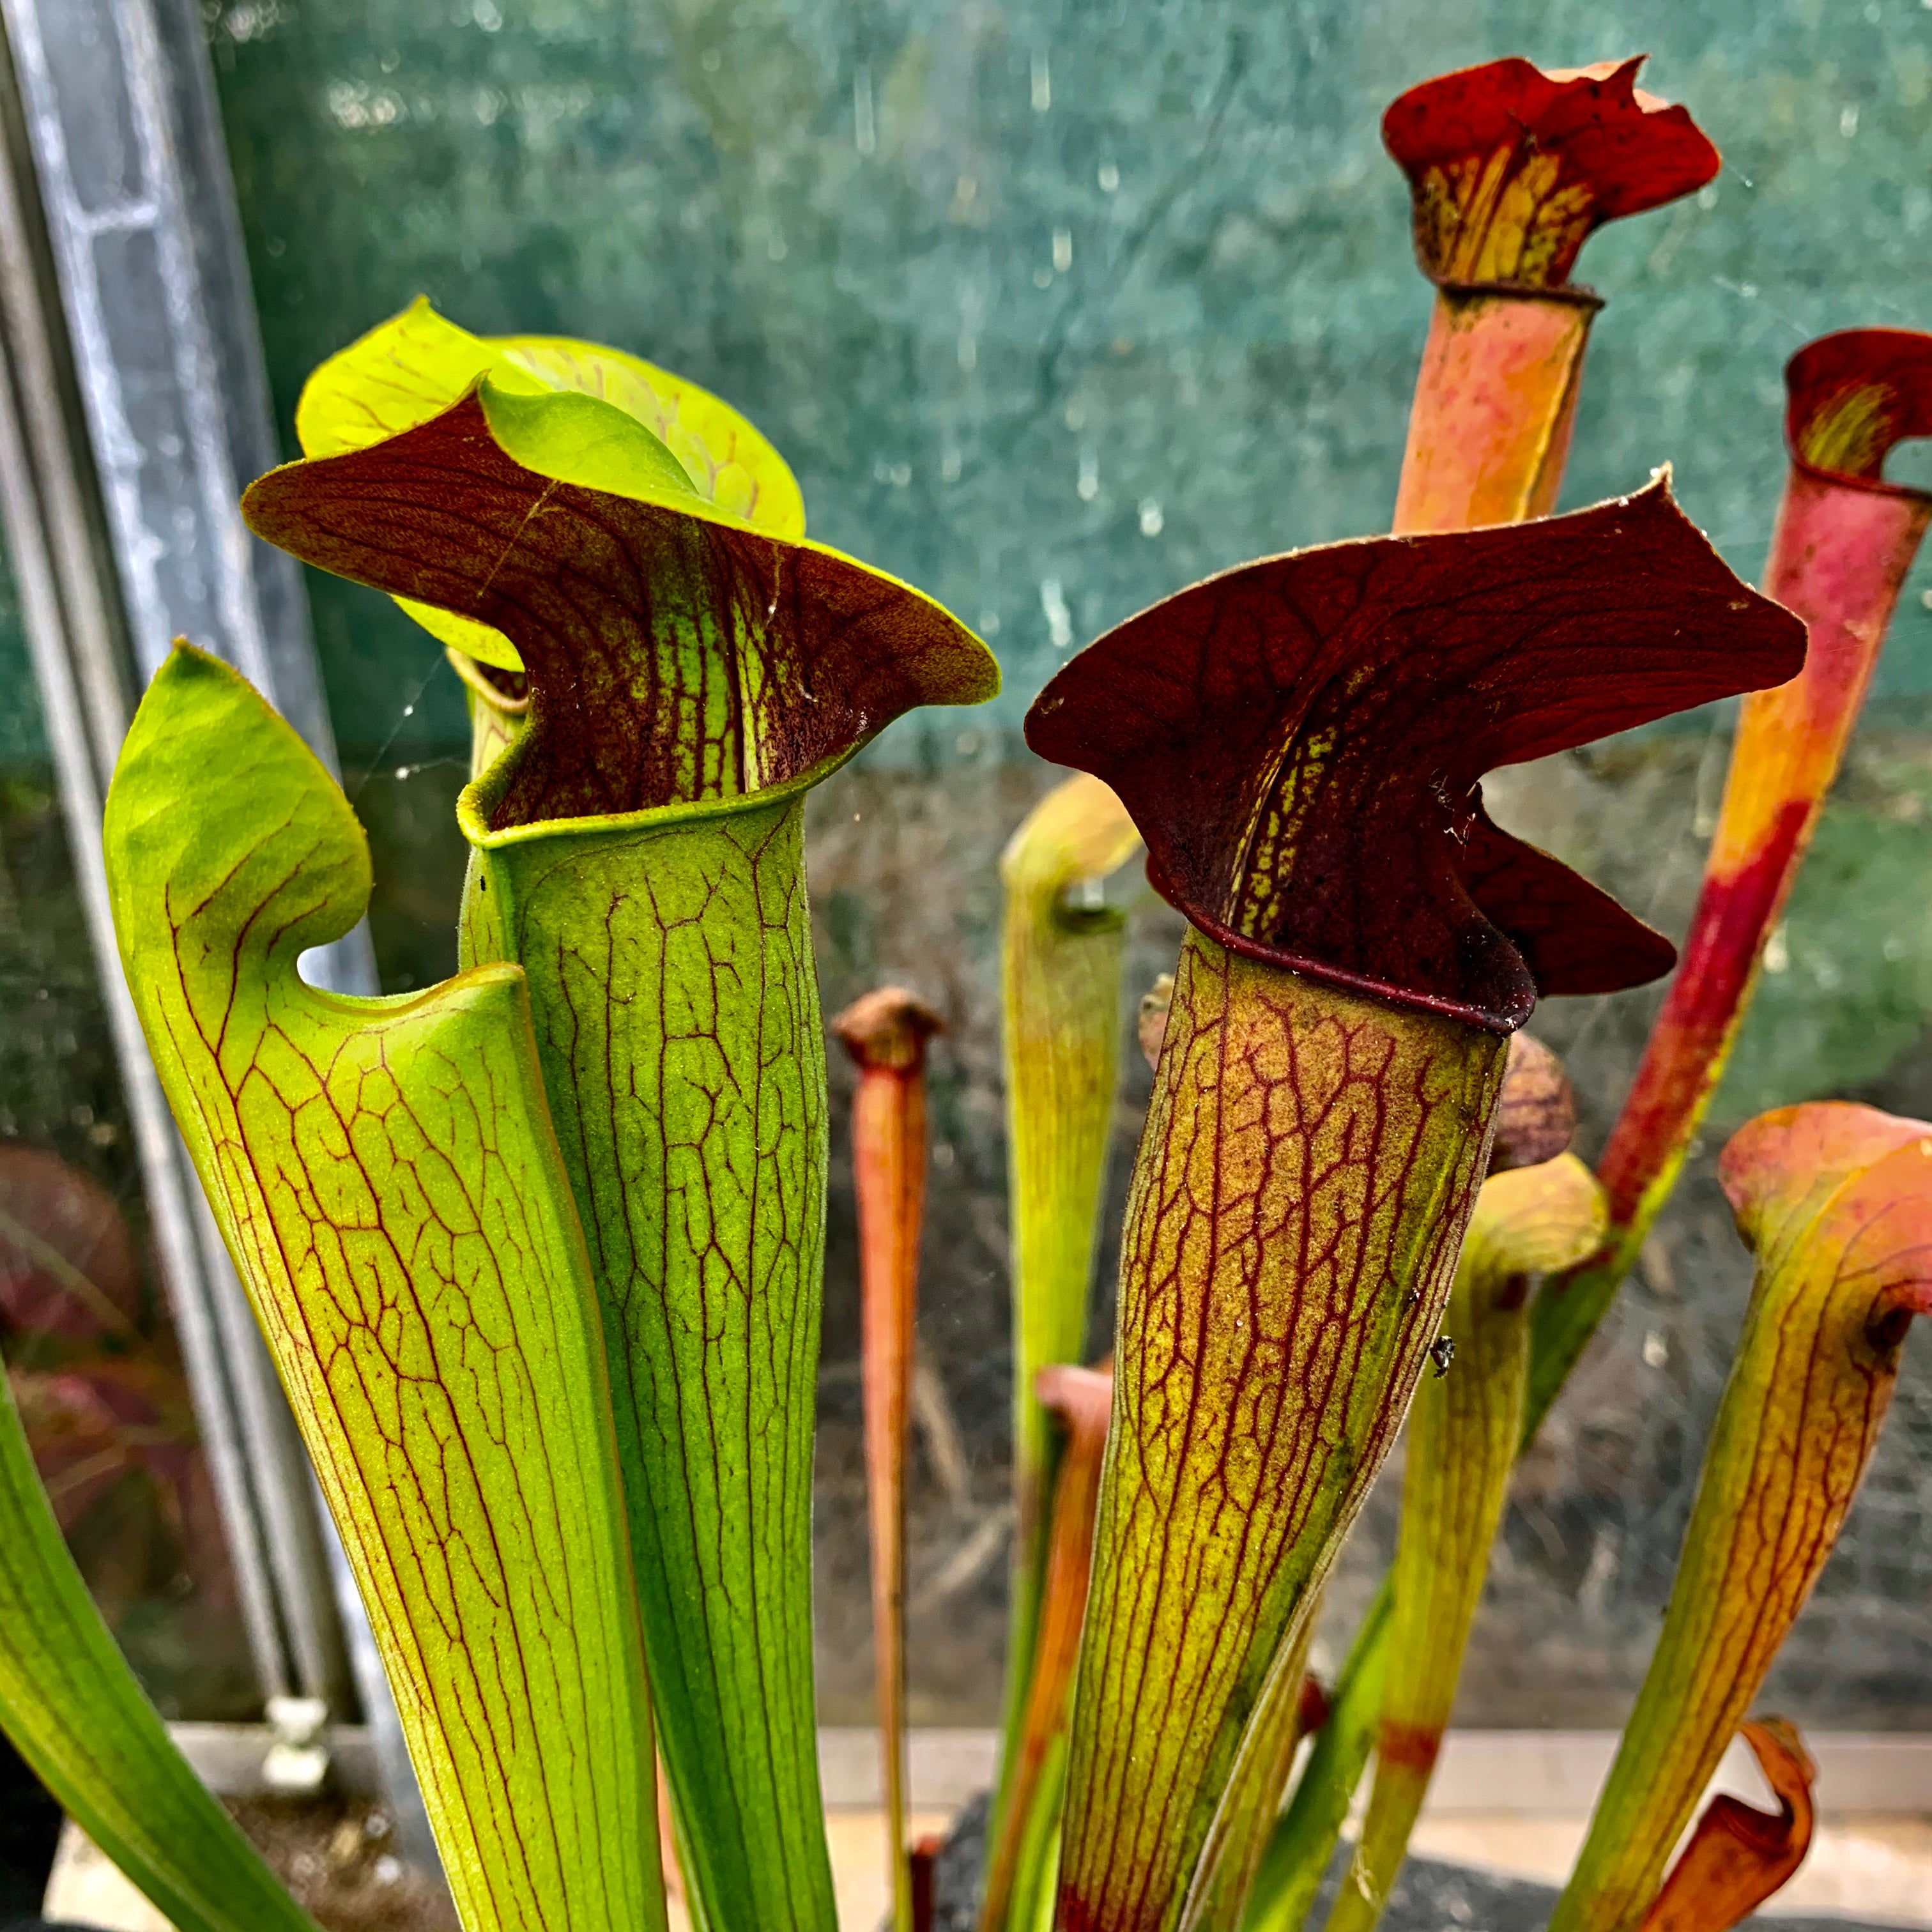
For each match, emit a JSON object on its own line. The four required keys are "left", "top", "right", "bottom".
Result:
{"left": 0, "top": 50, "right": 295, "bottom": 1707}
{"left": 0, "top": 0, "right": 433, "bottom": 1862}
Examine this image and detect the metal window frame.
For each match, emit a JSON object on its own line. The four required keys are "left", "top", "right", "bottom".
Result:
{"left": 0, "top": 0, "right": 428, "bottom": 1858}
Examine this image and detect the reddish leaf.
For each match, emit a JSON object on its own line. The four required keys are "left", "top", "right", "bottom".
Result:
{"left": 1384, "top": 57, "right": 1720, "bottom": 288}
{"left": 1025, "top": 479, "right": 1804, "bottom": 1032}
{"left": 978, "top": 1365, "right": 1112, "bottom": 1932}
{"left": 1533, "top": 326, "right": 1932, "bottom": 1444}
{"left": 1641, "top": 1720, "right": 1816, "bottom": 1932}
{"left": 0, "top": 1145, "right": 141, "bottom": 1342}
{"left": 241, "top": 390, "right": 995, "bottom": 828}
{"left": 1460, "top": 804, "right": 1676, "bottom": 999}
{"left": 10, "top": 1358, "right": 199, "bottom": 1543}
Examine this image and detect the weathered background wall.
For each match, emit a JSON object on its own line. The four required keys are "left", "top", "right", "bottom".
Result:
{"left": 8, "top": 0, "right": 1932, "bottom": 1726}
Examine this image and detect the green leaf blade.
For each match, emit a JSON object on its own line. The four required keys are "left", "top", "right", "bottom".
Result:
{"left": 492, "top": 333, "right": 806, "bottom": 537}
{"left": 478, "top": 379, "right": 700, "bottom": 504}
{"left": 0, "top": 1360, "right": 323, "bottom": 1932}
{"left": 103, "top": 645, "right": 666, "bottom": 1932}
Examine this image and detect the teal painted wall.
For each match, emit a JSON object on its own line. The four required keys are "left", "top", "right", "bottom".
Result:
{"left": 210, "top": 0, "right": 1932, "bottom": 757}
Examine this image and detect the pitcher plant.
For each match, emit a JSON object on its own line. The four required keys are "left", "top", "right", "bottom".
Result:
{"left": 239, "top": 350, "right": 995, "bottom": 1930}
{"left": 1023, "top": 480, "right": 1800, "bottom": 1932}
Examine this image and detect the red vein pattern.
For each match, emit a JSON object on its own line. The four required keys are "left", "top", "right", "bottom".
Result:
{"left": 461, "top": 779, "right": 836, "bottom": 1932}
{"left": 1025, "top": 482, "right": 1802, "bottom": 1932}
{"left": 241, "top": 391, "right": 993, "bottom": 829}
{"left": 1055, "top": 932, "right": 1504, "bottom": 1932}
{"left": 243, "top": 331, "right": 995, "bottom": 1932}
{"left": 102, "top": 648, "right": 663, "bottom": 1932}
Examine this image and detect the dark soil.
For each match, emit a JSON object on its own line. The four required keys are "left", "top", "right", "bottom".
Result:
{"left": 928, "top": 1790, "right": 992, "bottom": 1932}
{"left": 0, "top": 1734, "right": 63, "bottom": 1925}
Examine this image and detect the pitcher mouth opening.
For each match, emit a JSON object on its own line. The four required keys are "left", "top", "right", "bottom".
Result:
{"left": 1144, "top": 851, "right": 1529, "bottom": 1038}
{"left": 445, "top": 644, "right": 532, "bottom": 714}
{"left": 1783, "top": 330, "right": 1932, "bottom": 503}
{"left": 1430, "top": 279, "right": 1606, "bottom": 312}
{"left": 457, "top": 732, "right": 856, "bottom": 854}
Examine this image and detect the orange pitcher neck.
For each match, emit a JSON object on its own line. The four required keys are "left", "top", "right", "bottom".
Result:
{"left": 1392, "top": 285, "right": 1600, "bottom": 535}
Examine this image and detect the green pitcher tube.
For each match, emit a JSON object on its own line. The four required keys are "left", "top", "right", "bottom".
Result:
{"left": 461, "top": 760, "right": 829, "bottom": 1931}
